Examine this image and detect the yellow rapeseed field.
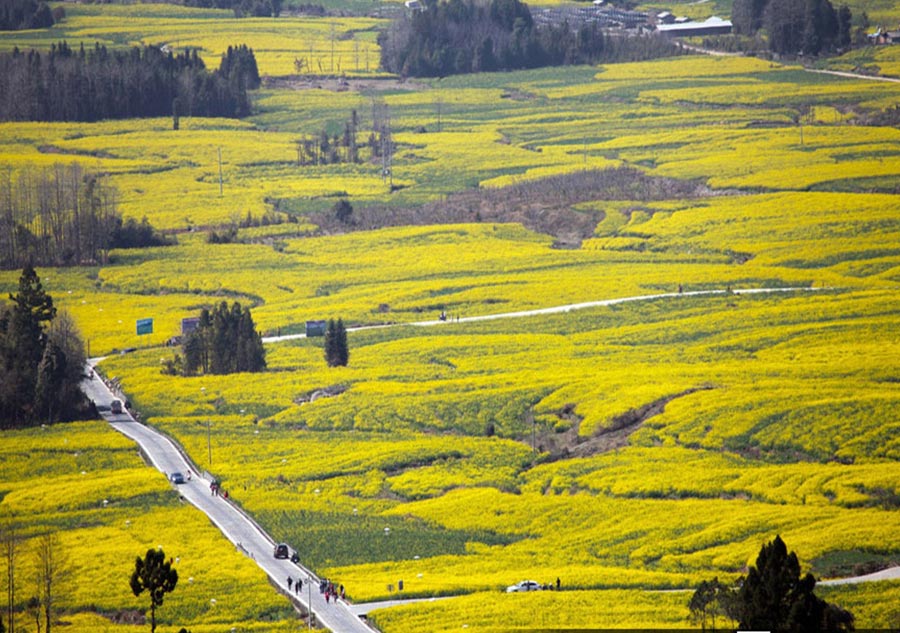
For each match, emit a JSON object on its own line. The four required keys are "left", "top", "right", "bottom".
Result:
{"left": 2, "top": 15, "right": 900, "bottom": 631}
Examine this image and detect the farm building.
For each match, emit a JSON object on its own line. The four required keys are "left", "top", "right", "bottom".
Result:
{"left": 655, "top": 16, "right": 732, "bottom": 37}
{"left": 656, "top": 11, "right": 675, "bottom": 24}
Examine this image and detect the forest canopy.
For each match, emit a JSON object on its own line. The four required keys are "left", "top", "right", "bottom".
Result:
{"left": 378, "top": 0, "right": 680, "bottom": 77}
{"left": 0, "top": 42, "right": 260, "bottom": 122}
{"left": 732, "top": 0, "right": 852, "bottom": 54}
{"left": 0, "top": 0, "right": 56, "bottom": 31}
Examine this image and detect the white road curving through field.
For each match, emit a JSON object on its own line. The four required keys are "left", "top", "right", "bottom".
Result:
{"left": 263, "top": 286, "right": 822, "bottom": 344}
{"left": 80, "top": 371, "right": 376, "bottom": 633}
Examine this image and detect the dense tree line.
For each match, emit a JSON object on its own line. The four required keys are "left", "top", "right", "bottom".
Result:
{"left": 690, "top": 535, "right": 854, "bottom": 632}
{"left": 177, "top": 302, "right": 266, "bottom": 375}
{"left": 379, "top": 0, "right": 681, "bottom": 77}
{"left": 183, "top": 0, "right": 282, "bottom": 18}
{"left": 0, "top": 0, "right": 56, "bottom": 31}
{"left": 0, "top": 267, "right": 91, "bottom": 428}
{"left": 732, "top": 0, "right": 852, "bottom": 54}
{"left": 0, "top": 163, "right": 172, "bottom": 270}
{"left": 0, "top": 41, "right": 259, "bottom": 122}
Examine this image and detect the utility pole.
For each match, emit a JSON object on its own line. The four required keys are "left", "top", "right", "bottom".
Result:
{"left": 330, "top": 22, "right": 335, "bottom": 74}
{"left": 217, "top": 147, "right": 223, "bottom": 196}
{"left": 207, "top": 419, "right": 212, "bottom": 466}
{"left": 308, "top": 573, "right": 313, "bottom": 629}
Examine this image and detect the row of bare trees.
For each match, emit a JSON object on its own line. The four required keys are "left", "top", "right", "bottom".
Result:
{"left": 1, "top": 523, "right": 67, "bottom": 633}
{"left": 0, "top": 163, "right": 171, "bottom": 269}
{"left": 0, "top": 164, "right": 115, "bottom": 268}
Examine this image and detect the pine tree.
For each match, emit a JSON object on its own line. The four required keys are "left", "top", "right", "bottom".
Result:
{"left": 736, "top": 535, "right": 854, "bottom": 632}
{"left": 130, "top": 548, "right": 178, "bottom": 633}
{"left": 0, "top": 265, "right": 56, "bottom": 425}
{"left": 324, "top": 318, "right": 349, "bottom": 367}
{"left": 179, "top": 302, "right": 264, "bottom": 375}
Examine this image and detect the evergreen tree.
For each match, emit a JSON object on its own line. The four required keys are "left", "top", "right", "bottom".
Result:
{"left": 0, "top": 265, "right": 55, "bottom": 424}
{"left": 179, "top": 302, "right": 264, "bottom": 375}
{"left": 324, "top": 318, "right": 349, "bottom": 367}
{"left": 736, "top": 535, "right": 854, "bottom": 632}
{"left": 129, "top": 548, "right": 178, "bottom": 633}
{"left": 333, "top": 199, "right": 353, "bottom": 224}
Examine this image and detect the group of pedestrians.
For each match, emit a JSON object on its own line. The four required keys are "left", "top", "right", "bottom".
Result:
{"left": 287, "top": 575, "right": 345, "bottom": 604}
{"left": 319, "top": 578, "right": 344, "bottom": 603}
{"left": 287, "top": 575, "right": 303, "bottom": 595}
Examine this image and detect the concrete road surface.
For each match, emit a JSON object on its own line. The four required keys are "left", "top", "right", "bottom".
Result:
{"left": 81, "top": 368, "right": 375, "bottom": 633}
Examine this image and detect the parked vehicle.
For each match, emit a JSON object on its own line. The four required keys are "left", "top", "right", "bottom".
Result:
{"left": 110, "top": 399, "right": 123, "bottom": 414}
{"left": 274, "top": 543, "right": 290, "bottom": 559}
{"left": 506, "top": 580, "right": 541, "bottom": 593}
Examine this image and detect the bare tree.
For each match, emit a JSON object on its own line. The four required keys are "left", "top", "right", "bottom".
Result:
{"left": 1, "top": 522, "right": 19, "bottom": 633}
{"left": 33, "top": 533, "right": 68, "bottom": 633}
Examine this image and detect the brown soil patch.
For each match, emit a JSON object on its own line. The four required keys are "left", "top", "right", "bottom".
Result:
{"left": 264, "top": 75, "right": 429, "bottom": 94}
{"left": 534, "top": 386, "right": 714, "bottom": 461}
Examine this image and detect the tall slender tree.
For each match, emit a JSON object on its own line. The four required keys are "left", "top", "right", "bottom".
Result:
{"left": 33, "top": 533, "right": 68, "bottom": 633}
{"left": 324, "top": 318, "right": 349, "bottom": 367}
{"left": 1, "top": 522, "right": 19, "bottom": 633}
{"left": 1, "top": 265, "right": 55, "bottom": 424}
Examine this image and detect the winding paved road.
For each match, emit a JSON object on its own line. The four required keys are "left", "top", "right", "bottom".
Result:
{"left": 81, "top": 372, "right": 375, "bottom": 633}
{"left": 83, "top": 286, "right": 900, "bottom": 632}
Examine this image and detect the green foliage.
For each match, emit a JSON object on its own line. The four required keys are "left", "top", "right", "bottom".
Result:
{"left": 735, "top": 535, "right": 854, "bottom": 632}
{"left": 333, "top": 198, "right": 354, "bottom": 224}
{"left": 324, "top": 317, "right": 349, "bottom": 367}
{"left": 129, "top": 547, "right": 179, "bottom": 633}
{"left": 0, "top": 266, "right": 89, "bottom": 427}
{"left": 736, "top": 0, "right": 850, "bottom": 55}
{"left": 182, "top": 301, "right": 266, "bottom": 375}
{"left": 689, "top": 577, "right": 736, "bottom": 631}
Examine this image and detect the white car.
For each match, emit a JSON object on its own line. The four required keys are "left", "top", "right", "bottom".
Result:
{"left": 506, "top": 580, "right": 542, "bottom": 593}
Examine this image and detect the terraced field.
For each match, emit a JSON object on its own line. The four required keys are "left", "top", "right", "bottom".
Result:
{"left": 1, "top": 4, "right": 900, "bottom": 632}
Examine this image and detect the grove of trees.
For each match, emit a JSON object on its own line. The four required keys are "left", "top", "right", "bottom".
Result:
{"left": 182, "top": 0, "right": 282, "bottom": 17}
{"left": 0, "top": 42, "right": 260, "bottom": 122}
{"left": 0, "top": 163, "right": 172, "bottom": 270}
{"left": 179, "top": 301, "right": 266, "bottom": 375}
{"left": 732, "top": 0, "right": 852, "bottom": 54}
{"left": 0, "top": 0, "right": 56, "bottom": 31}
{"left": 0, "top": 266, "right": 91, "bottom": 428}
{"left": 689, "top": 535, "right": 855, "bottom": 632}
{"left": 379, "top": 0, "right": 680, "bottom": 77}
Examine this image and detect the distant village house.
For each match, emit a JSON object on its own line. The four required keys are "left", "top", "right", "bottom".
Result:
{"left": 655, "top": 16, "right": 732, "bottom": 37}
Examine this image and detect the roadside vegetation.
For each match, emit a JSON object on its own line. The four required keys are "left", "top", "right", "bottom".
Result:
{"left": 0, "top": 420, "right": 298, "bottom": 633}
{"left": 0, "top": 2, "right": 899, "bottom": 632}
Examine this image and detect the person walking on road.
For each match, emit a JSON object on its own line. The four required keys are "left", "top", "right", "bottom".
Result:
{"left": 288, "top": 576, "right": 293, "bottom": 591}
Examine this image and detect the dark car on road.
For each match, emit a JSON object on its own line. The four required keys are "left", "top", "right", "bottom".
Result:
{"left": 274, "top": 543, "right": 290, "bottom": 559}
{"left": 170, "top": 472, "right": 186, "bottom": 485}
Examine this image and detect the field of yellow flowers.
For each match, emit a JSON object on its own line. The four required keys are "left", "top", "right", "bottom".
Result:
{"left": 0, "top": 421, "right": 299, "bottom": 632}
{"left": 2, "top": 6, "right": 900, "bottom": 631}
